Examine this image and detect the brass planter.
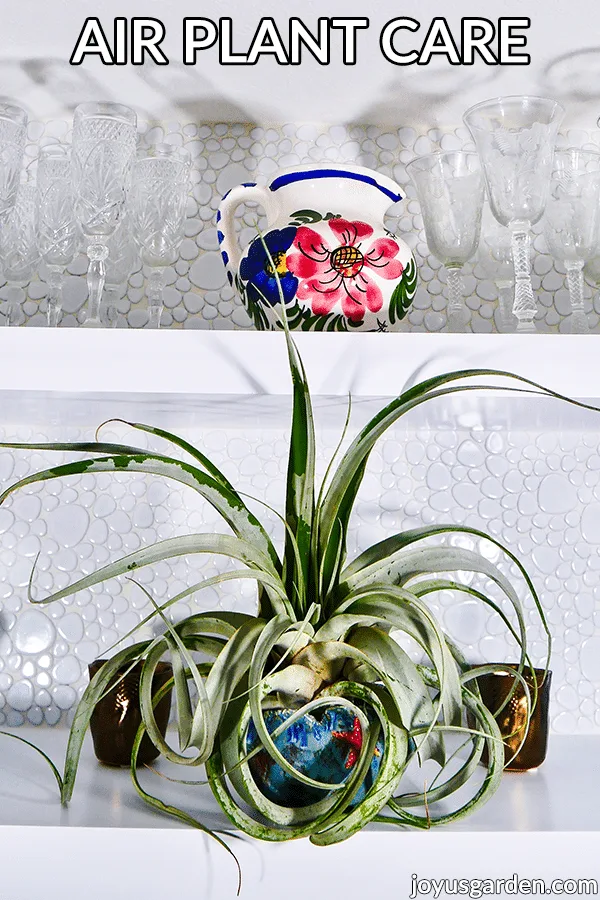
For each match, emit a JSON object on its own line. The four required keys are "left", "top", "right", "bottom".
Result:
{"left": 475, "top": 665, "right": 551, "bottom": 771}
{"left": 88, "top": 658, "right": 173, "bottom": 767}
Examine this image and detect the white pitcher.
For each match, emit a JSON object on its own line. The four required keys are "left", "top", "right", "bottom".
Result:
{"left": 217, "top": 163, "right": 417, "bottom": 332}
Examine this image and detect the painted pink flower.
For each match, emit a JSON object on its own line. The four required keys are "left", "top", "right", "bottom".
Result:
{"left": 287, "top": 219, "right": 404, "bottom": 322}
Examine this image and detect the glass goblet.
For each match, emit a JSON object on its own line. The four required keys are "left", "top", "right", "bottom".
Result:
{"left": 464, "top": 95, "right": 564, "bottom": 333}
{"left": 130, "top": 144, "right": 190, "bottom": 328}
{"left": 102, "top": 214, "right": 137, "bottom": 327}
{"left": 0, "top": 104, "right": 28, "bottom": 222}
{"left": 543, "top": 148, "right": 600, "bottom": 334}
{"left": 36, "top": 144, "right": 78, "bottom": 327}
{"left": 0, "top": 181, "right": 39, "bottom": 326}
{"left": 71, "top": 102, "right": 137, "bottom": 327}
{"left": 407, "top": 151, "right": 484, "bottom": 332}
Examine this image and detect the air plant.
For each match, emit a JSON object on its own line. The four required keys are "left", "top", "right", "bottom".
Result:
{"left": 1, "top": 268, "right": 595, "bottom": 862}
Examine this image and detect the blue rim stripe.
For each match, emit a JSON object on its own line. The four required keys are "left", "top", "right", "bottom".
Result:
{"left": 269, "top": 169, "right": 402, "bottom": 203}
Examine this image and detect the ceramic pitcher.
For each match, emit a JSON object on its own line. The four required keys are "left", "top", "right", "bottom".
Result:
{"left": 217, "top": 164, "right": 417, "bottom": 332}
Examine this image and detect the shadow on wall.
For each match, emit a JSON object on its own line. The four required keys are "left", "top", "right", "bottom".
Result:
{"left": 135, "top": 61, "right": 259, "bottom": 124}
{"left": 0, "top": 58, "right": 121, "bottom": 120}
{"left": 343, "top": 61, "right": 502, "bottom": 132}
{"left": 540, "top": 48, "right": 600, "bottom": 126}
{"left": 8, "top": 50, "right": 600, "bottom": 130}
{"left": 0, "top": 57, "right": 258, "bottom": 126}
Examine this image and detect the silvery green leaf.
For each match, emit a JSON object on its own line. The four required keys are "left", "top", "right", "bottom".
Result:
{"left": 0, "top": 453, "right": 280, "bottom": 574}
{"left": 27, "top": 532, "right": 290, "bottom": 617}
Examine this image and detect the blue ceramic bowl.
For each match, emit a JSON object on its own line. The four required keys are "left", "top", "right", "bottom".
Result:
{"left": 246, "top": 705, "right": 384, "bottom": 808}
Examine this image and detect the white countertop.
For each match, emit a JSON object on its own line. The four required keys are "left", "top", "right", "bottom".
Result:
{"left": 1, "top": 728, "right": 599, "bottom": 900}
{"left": 0, "top": 728, "right": 597, "bottom": 833}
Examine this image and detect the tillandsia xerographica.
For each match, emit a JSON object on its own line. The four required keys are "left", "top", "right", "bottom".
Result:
{"left": 1, "top": 311, "right": 597, "bottom": 865}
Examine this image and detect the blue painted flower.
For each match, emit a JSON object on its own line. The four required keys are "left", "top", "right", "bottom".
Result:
{"left": 239, "top": 227, "right": 298, "bottom": 307}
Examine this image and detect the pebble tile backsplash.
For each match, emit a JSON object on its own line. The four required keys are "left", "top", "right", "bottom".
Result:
{"left": 5, "top": 119, "right": 600, "bottom": 333}
{"left": 0, "top": 405, "right": 599, "bottom": 733}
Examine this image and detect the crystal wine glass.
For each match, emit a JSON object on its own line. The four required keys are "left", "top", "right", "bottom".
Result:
{"left": 0, "top": 103, "right": 28, "bottom": 222}
{"left": 36, "top": 144, "right": 78, "bottom": 327}
{"left": 464, "top": 96, "right": 564, "bottom": 333}
{"left": 102, "top": 213, "right": 137, "bottom": 327}
{"left": 130, "top": 144, "right": 190, "bottom": 328}
{"left": 407, "top": 151, "right": 484, "bottom": 332}
{"left": 543, "top": 148, "right": 600, "bottom": 334}
{"left": 0, "top": 181, "right": 39, "bottom": 325}
{"left": 71, "top": 102, "right": 137, "bottom": 327}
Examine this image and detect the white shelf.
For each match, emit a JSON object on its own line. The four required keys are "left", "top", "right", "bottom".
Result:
{"left": 0, "top": 728, "right": 599, "bottom": 899}
{"left": 0, "top": 728, "right": 598, "bottom": 832}
{"left": 1, "top": 328, "right": 599, "bottom": 895}
{"left": 1, "top": 329, "right": 600, "bottom": 400}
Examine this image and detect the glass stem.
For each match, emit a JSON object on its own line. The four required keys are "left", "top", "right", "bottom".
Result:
{"left": 5, "top": 286, "right": 23, "bottom": 327}
{"left": 147, "top": 268, "right": 166, "bottom": 329}
{"left": 85, "top": 242, "right": 109, "bottom": 325}
{"left": 47, "top": 265, "right": 64, "bottom": 327}
{"left": 7, "top": 302, "right": 18, "bottom": 327}
{"left": 102, "top": 284, "right": 120, "bottom": 328}
{"left": 446, "top": 265, "right": 464, "bottom": 332}
{"left": 510, "top": 222, "right": 536, "bottom": 333}
{"left": 496, "top": 279, "right": 516, "bottom": 333}
{"left": 565, "top": 260, "right": 589, "bottom": 334}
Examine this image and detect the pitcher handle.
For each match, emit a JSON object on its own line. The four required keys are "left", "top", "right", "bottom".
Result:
{"left": 217, "top": 182, "right": 277, "bottom": 275}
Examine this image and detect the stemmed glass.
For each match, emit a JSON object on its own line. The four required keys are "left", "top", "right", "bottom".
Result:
{"left": 36, "top": 144, "right": 78, "bottom": 326}
{"left": 478, "top": 214, "right": 517, "bottom": 332}
{"left": 543, "top": 149, "right": 600, "bottom": 334}
{"left": 130, "top": 144, "right": 190, "bottom": 328}
{"left": 102, "top": 214, "right": 137, "bottom": 327}
{"left": 71, "top": 102, "right": 137, "bottom": 327}
{"left": 584, "top": 256, "right": 600, "bottom": 323}
{"left": 0, "top": 181, "right": 39, "bottom": 325}
{"left": 407, "top": 151, "right": 484, "bottom": 332}
{"left": 0, "top": 104, "right": 28, "bottom": 222}
{"left": 464, "top": 96, "right": 564, "bottom": 333}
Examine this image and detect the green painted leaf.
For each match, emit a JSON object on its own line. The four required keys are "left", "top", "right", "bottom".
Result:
{"left": 388, "top": 255, "right": 417, "bottom": 325}
{"left": 276, "top": 303, "right": 355, "bottom": 333}
{"left": 289, "top": 209, "right": 323, "bottom": 225}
